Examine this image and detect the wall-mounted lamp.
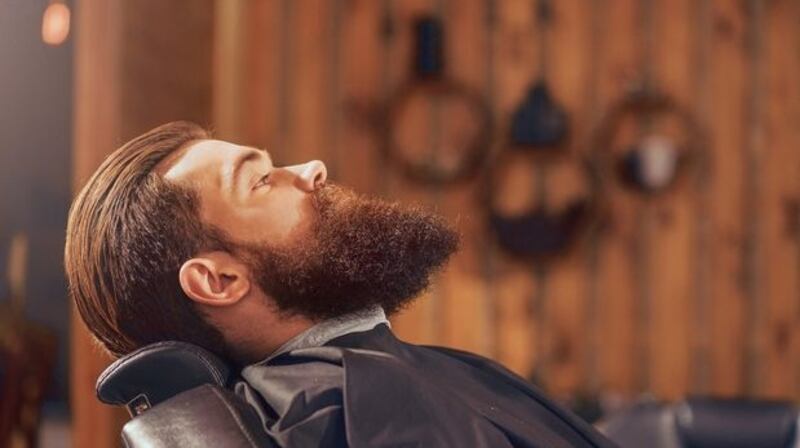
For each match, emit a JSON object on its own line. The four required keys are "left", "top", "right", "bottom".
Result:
{"left": 42, "top": 0, "right": 71, "bottom": 46}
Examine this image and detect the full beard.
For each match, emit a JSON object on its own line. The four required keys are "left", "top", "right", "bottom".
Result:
{"left": 239, "top": 183, "right": 459, "bottom": 321}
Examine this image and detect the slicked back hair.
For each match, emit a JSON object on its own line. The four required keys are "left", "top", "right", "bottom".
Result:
{"left": 65, "top": 121, "right": 231, "bottom": 357}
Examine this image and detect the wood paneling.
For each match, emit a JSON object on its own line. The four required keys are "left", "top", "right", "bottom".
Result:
{"left": 592, "top": 0, "right": 639, "bottom": 398}
{"left": 437, "top": 0, "right": 491, "bottom": 357}
{"left": 72, "top": 1, "right": 125, "bottom": 446}
{"left": 69, "top": 4, "right": 800, "bottom": 446}
{"left": 490, "top": 0, "right": 538, "bottom": 380}
{"left": 224, "top": 0, "right": 800, "bottom": 403}
{"left": 543, "top": 0, "right": 593, "bottom": 399}
{"left": 649, "top": 0, "right": 694, "bottom": 401}
{"left": 708, "top": 0, "right": 749, "bottom": 397}
{"left": 71, "top": 4, "right": 800, "bottom": 443}
{"left": 72, "top": 1, "right": 215, "bottom": 447}
{"left": 338, "top": 0, "right": 386, "bottom": 192}
{"left": 762, "top": 0, "right": 800, "bottom": 399}
{"left": 380, "top": 0, "right": 441, "bottom": 346}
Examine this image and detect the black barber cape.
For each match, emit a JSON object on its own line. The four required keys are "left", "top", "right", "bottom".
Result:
{"left": 234, "top": 323, "right": 616, "bottom": 447}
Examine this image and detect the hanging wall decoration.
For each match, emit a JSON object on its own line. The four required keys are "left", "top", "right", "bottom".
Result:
{"left": 383, "top": 15, "right": 492, "bottom": 185}
{"left": 486, "top": 0, "right": 597, "bottom": 263}
{"left": 586, "top": 0, "right": 708, "bottom": 397}
{"left": 481, "top": 0, "right": 604, "bottom": 395}
{"left": 590, "top": 83, "right": 705, "bottom": 396}
{"left": 510, "top": 79, "right": 569, "bottom": 151}
{"left": 593, "top": 87, "right": 703, "bottom": 197}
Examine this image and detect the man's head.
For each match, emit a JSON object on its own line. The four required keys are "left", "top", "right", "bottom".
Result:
{"left": 65, "top": 121, "right": 458, "bottom": 361}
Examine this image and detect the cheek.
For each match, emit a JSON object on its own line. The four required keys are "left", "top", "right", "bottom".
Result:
{"left": 238, "top": 193, "right": 316, "bottom": 244}
{"left": 276, "top": 195, "right": 316, "bottom": 241}
{"left": 200, "top": 185, "right": 316, "bottom": 245}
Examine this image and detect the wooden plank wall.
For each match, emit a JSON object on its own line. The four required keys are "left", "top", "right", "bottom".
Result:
{"left": 72, "top": 1, "right": 215, "bottom": 447}
{"left": 72, "top": 2, "right": 126, "bottom": 446}
{"left": 221, "top": 0, "right": 800, "bottom": 402}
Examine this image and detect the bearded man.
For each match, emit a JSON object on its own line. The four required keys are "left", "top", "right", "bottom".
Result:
{"left": 64, "top": 121, "right": 614, "bottom": 447}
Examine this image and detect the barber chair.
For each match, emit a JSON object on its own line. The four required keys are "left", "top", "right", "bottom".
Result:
{"left": 96, "top": 341, "right": 276, "bottom": 447}
{"left": 599, "top": 397, "right": 800, "bottom": 448}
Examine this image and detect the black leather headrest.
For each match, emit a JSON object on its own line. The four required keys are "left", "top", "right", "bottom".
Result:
{"left": 96, "top": 341, "right": 231, "bottom": 416}
{"left": 675, "top": 397, "right": 799, "bottom": 448}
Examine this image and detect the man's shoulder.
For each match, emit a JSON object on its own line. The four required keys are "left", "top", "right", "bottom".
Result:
{"left": 240, "top": 325, "right": 614, "bottom": 448}
{"left": 325, "top": 324, "right": 532, "bottom": 389}
{"left": 326, "top": 326, "right": 616, "bottom": 448}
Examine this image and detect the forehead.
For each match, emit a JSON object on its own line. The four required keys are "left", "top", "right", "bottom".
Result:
{"left": 160, "top": 139, "right": 241, "bottom": 183}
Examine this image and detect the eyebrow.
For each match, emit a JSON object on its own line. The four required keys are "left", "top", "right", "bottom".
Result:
{"left": 229, "top": 147, "right": 272, "bottom": 193}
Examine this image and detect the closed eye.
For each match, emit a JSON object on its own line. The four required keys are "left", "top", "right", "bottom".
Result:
{"left": 253, "top": 172, "right": 272, "bottom": 190}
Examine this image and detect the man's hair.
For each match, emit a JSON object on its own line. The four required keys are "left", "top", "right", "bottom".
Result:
{"left": 65, "top": 121, "right": 230, "bottom": 357}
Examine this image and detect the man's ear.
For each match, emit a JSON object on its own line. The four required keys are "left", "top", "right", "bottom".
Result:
{"left": 178, "top": 251, "right": 251, "bottom": 307}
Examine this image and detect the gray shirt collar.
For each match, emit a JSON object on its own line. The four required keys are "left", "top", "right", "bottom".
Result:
{"left": 255, "top": 306, "right": 390, "bottom": 365}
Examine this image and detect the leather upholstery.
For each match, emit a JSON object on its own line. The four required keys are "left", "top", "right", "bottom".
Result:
{"left": 96, "top": 341, "right": 230, "bottom": 415}
{"left": 601, "top": 397, "right": 800, "bottom": 448}
{"left": 675, "top": 398, "right": 798, "bottom": 448}
{"left": 96, "top": 341, "right": 275, "bottom": 447}
{"left": 120, "top": 385, "right": 276, "bottom": 448}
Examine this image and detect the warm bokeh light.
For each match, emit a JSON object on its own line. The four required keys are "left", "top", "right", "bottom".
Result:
{"left": 41, "top": 2, "right": 70, "bottom": 46}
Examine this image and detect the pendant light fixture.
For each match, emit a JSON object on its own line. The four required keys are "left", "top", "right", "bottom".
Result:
{"left": 42, "top": 0, "right": 71, "bottom": 46}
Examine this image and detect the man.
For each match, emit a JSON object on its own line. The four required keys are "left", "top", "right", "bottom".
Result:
{"left": 65, "top": 121, "right": 615, "bottom": 447}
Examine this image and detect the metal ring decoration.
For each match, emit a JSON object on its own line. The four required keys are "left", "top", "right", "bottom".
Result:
{"left": 590, "top": 88, "right": 705, "bottom": 196}
{"left": 380, "top": 15, "right": 493, "bottom": 186}
{"left": 383, "top": 79, "right": 493, "bottom": 185}
{"left": 483, "top": 151, "right": 603, "bottom": 263}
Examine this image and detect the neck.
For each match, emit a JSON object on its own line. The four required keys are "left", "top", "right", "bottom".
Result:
{"left": 232, "top": 312, "right": 316, "bottom": 365}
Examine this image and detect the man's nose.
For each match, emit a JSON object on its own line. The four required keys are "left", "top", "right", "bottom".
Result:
{"left": 286, "top": 160, "right": 327, "bottom": 192}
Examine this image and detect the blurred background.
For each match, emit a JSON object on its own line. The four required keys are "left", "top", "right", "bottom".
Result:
{"left": 1, "top": 0, "right": 799, "bottom": 446}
